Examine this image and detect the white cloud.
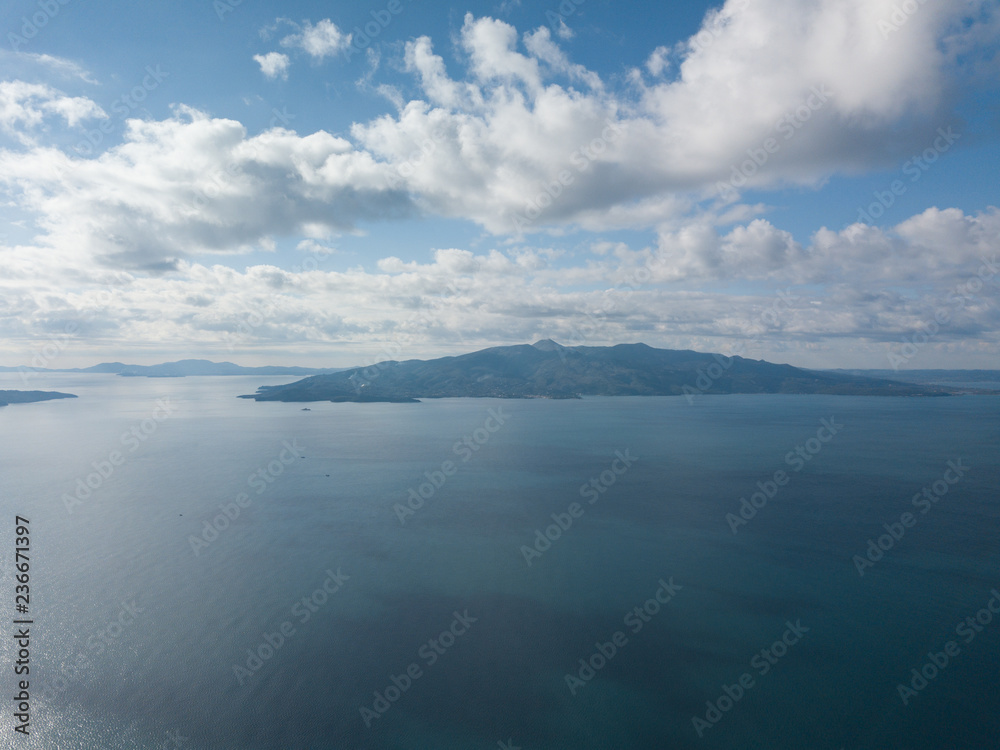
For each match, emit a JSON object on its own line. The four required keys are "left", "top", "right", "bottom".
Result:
{"left": 253, "top": 52, "right": 291, "bottom": 80}
{"left": 0, "top": 204, "right": 996, "bottom": 369}
{"left": 21, "top": 53, "right": 98, "bottom": 84}
{"left": 403, "top": 36, "right": 480, "bottom": 110}
{"left": 645, "top": 45, "right": 670, "bottom": 77}
{"left": 460, "top": 14, "right": 542, "bottom": 91}
{"left": 638, "top": 206, "right": 1000, "bottom": 287}
{"left": 0, "top": 81, "right": 105, "bottom": 143}
{"left": 281, "top": 19, "right": 352, "bottom": 61}
{"left": 3, "top": 4, "right": 987, "bottom": 251}
{"left": 0, "top": 50, "right": 99, "bottom": 85}
{"left": 0, "top": 4, "right": 996, "bottom": 370}
{"left": 346, "top": 3, "right": 992, "bottom": 234}
{"left": 0, "top": 106, "right": 412, "bottom": 270}
{"left": 523, "top": 26, "right": 602, "bottom": 90}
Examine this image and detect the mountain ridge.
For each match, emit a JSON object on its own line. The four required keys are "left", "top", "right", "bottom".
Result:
{"left": 239, "top": 341, "right": 970, "bottom": 403}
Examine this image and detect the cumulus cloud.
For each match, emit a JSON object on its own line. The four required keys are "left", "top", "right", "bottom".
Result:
{"left": 0, "top": 4, "right": 996, "bottom": 367}
{"left": 281, "top": 19, "right": 352, "bottom": 60}
{"left": 0, "top": 81, "right": 105, "bottom": 143}
{"left": 630, "top": 207, "right": 1000, "bottom": 288}
{"left": 253, "top": 52, "right": 291, "bottom": 80}
{"left": 347, "top": 2, "right": 993, "bottom": 233}
{"left": 0, "top": 106, "right": 413, "bottom": 270}
{"left": 645, "top": 46, "right": 670, "bottom": 77}
{"left": 523, "top": 26, "right": 602, "bottom": 90}
{"left": 0, "top": 206, "right": 996, "bottom": 368}
{"left": 2, "top": 3, "right": 994, "bottom": 253}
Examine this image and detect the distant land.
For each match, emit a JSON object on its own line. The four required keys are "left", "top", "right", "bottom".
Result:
{"left": 0, "top": 360, "right": 346, "bottom": 378}
{"left": 829, "top": 369, "right": 1000, "bottom": 389}
{"left": 239, "top": 340, "right": 990, "bottom": 404}
{"left": 0, "top": 390, "right": 77, "bottom": 407}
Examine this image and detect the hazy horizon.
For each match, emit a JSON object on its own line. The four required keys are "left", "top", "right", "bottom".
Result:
{"left": 4, "top": 339, "right": 1000, "bottom": 373}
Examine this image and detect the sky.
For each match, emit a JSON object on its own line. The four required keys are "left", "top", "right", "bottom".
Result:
{"left": 0, "top": 0, "right": 998, "bottom": 370}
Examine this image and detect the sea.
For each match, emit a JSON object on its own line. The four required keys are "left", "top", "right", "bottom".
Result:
{"left": 0, "top": 373, "right": 997, "bottom": 749}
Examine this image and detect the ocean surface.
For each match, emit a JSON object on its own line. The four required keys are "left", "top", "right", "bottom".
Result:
{"left": 0, "top": 373, "right": 997, "bottom": 749}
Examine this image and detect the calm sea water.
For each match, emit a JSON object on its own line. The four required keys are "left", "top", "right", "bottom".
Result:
{"left": 0, "top": 374, "right": 997, "bottom": 749}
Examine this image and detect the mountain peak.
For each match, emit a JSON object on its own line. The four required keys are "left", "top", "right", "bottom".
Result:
{"left": 531, "top": 339, "right": 564, "bottom": 351}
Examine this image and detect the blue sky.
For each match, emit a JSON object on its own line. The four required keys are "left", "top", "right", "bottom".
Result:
{"left": 0, "top": 0, "right": 998, "bottom": 368}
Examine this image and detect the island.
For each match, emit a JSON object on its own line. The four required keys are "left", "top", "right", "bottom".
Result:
{"left": 239, "top": 340, "right": 968, "bottom": 404}
{"left": 0, "top": 390, "right": 78, "bottom": 407}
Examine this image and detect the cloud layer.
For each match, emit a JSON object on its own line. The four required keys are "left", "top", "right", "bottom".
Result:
{"left": 3, "top": 2, "right": 994, "bottom": 266}
{"left": 0, "top": 1, "right": 996, "bottom": 367}
{"left": 2, "top": 205, "right": 996, "bottom": 368}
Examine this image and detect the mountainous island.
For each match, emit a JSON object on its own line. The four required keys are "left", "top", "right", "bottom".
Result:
{"left": 0, "top": 390, "right": 77, "bottom": 407}
{"left": 0, "top": 360, "right": 345, "bottom": 378}
{"left": 239, "top": 340, "right": 969, "bottom": 404}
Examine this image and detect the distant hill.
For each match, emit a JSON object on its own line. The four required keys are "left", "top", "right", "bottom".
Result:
{"left": 240, "top": 341, "right": 966, "bottom": 403}
{"left": 0, "top": 390, "right": 77, "bottom": 407}
{"left": 830, "top": 369, "right": 1000, "bottom": 390}
{"left": 0, "top": 360, "right": 346, "bottom": 378}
